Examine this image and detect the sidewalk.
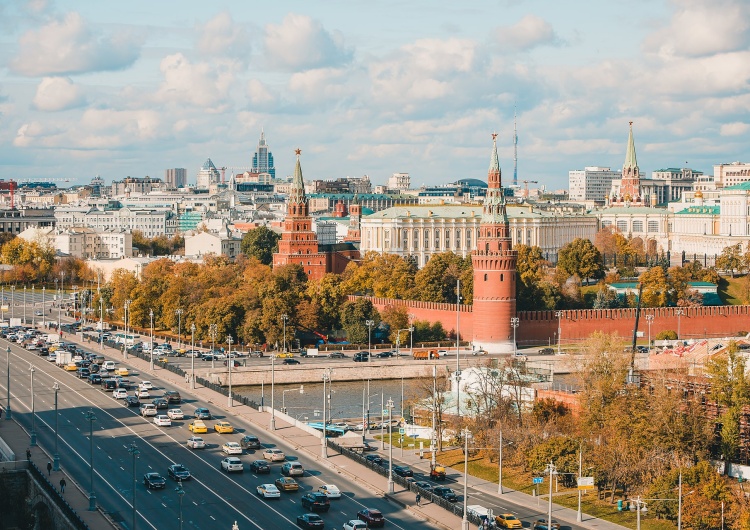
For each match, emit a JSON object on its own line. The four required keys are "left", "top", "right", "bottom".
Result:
{"left": 0, "top": 411, "right": 116, "bottom": 529}
{"left": 67, "top": 331, "right": 626, "bottom": 530}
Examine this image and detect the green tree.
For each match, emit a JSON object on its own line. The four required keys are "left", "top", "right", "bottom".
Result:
{"left": 515, "top": 245, "right": 561, "bottom": 311}
{"left": 240, "top": 226, "right": 281, "bottom": 265}
{"left": 639, "top": 266, "right": 671, "bottom": 307}
{"left": 716, "top": 243, "right": 743, "bottom": 277}
{"left": 413, "top": 252, "right": 469, "bottom": 303}
{"left": 557, "top": 238, "right": 604, "bottom": 283}
{"left": 339, "top": 298, "right": 379, "bottom": 343}
{"left": 0, "top": 238, "right": 56, "bottom": 281}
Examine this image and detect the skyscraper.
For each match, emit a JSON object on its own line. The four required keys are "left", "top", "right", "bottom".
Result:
{"left": 164, "top": 168, "right": 187, "bottom": 189}
{"left": 252, "top": 129, "right": 275, "bottom": 179}
{"left": 196, "top": 158, "right": 220, "bottom": 189}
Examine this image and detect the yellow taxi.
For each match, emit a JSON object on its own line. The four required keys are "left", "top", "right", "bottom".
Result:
{"left": 496, "top": 513, "right": 522, "bottom": 529}
{"left": 188, "top": 420, "right": 208, "bottom": 433}
{"left": 49, "top": 344, "right": 61, "bottom": 352}
{"left": 64, "top": 362, "right": 78, "bottom": 371}
{"left": 274, "top": 477, "right": 299, "bottom": 492}
{"left": 214, "top": 421, "right": 234, "bottom": 434}
{"left": 115, "top": 367, "right": 129, "bottom": 376}
{"left": 274, "top": 352, "right": 294, "bottom": 358}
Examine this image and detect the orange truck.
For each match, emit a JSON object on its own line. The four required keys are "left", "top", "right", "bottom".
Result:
{"left": 413, "top": 350, "right": 439, "bottom": 360}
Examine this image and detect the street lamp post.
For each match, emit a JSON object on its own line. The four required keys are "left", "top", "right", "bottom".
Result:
{"left": 322, "top": 369, "right": 331, "bottom": 458}
{"left": 281, "top": 314, "right": 288, "bottom": 353}
{"left": 430, "top": 365, "right": 437, "bottom": 467}
{"left": 149, "top": 309, "right": 154, "bottom": 370}
{"left": 85, "top": 409, "right": 97, "bottom": 511}
{"left": 99, "top": 299, "right": 104, "bottom": 351}
{"left": 461, "top": 428, "right": 471, "bottom": 530}
{"left": 227, "top": 335, "right": 233, "bottom": 407}
{"left": 209, "top": 323, "right": 217, "bottom": 369}
{"left": 555, "top": 311, "right": 563, "bottom": 354}
{"left": 128, "top": 443, "right": 140, "bottom": 530}
{"left": 175, "top": 308, "right": 184, "bottom": 352}
{"left": 5, "top": 346, "right": 11, "bottom": 420}
{"left": 53, "top": 382, "right": 60, "bottom": 470}
{"left": 498, "top": 428, "right": 504, "bottom": 494}
{"left": 124, "top": 299, "right": 132, "bottom": 359}
{"left": 645, "top": 314, "right": 654, "bottom": 350}
{"left": 282, "top": 385, "right": 304, "bottom": 414}
{"left": 11, "top": 285, "right": 15, "bottom": 320}
{"left": 23, "top": 286, "right": 27, "bottom": 324}
{"left": 190, "top": 324, "right": 196, "bottom": 389}
{"left": 675, "top": 309, "right": 684, "bottom": 340}
{"left": 386, "top": 398, "right": 395, "bottom": 493}
{"left": 29, "top": 363, "right": 36, "bottom": 446}
{"left": 546, "top": 462, "right": 558, "bottom": 530}
{"left": 270, "top": 355, "right": 276, "bottom": 430}
{"left": 511, "top": 317, "right": 519, "bottom": 356}
{"left": 73, "top": 286, "right": 78, "bottom": 322}
{"left": 175, "top": 481, "right": 185, "bottom": 530}
{"left": 366, "top": 319, "right": 374, "bottom": 361}
{"left": 31, "top": 286, "right": 35, "bottom": 326}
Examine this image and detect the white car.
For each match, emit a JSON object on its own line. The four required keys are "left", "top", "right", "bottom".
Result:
{"left": 262, "top": 448, "right": 286, "bottom": 462}
{"left": 318, "top": 484, "right": 341, "bottom": 499}
{"left": 140, "top": 404, "right": 157, "bottom": 417}
{"left": 113, "top": 388, "right": 128, "bottom": 399}
{"left": 222, "top": 442, "right": 243, "bottom": 455}
{"left": 154, "top": 415, "right": 172, "bottom": 427}
{"left": 135, "top": 389, "right": 150, "bottom": 399}
{"left": 167, "top": 408, "right": 184, "bottom": 420}
{"left": 186, "top": 436, "right": 205, "bottom": 449}
{"left": 256, "top": 484, "right": 281, "bottom": 498}
{"left": 221, "top": 457, "right": 244, "bottom": 473}
{"left": 139, "top": 381, "right": 153, "bottom": 390}
{"left": 343, "top": 520, "right": 367, "bottom": 530}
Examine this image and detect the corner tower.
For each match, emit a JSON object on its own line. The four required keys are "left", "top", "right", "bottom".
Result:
{"left": 618, "top": 121, "right": 643, "bottom": 204}
{"left": 471, "top": 133, "right": 517, "bottom": 353}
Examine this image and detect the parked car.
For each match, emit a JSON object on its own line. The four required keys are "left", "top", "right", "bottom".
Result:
{"left": 357, "top": 508, "right": 385, "bottom": 527}
{"left": 220, "top": 457, "right": 244, "bottom": 473}
{"left": 301, "top": 492, "right": 330, "bottom": 512}
{"left": 256, "top": 484, "right": 281, "bottom": 499}
{"left": 240, "top": 435, "right": 261, "bottom": 450}
{"left": 281, "top": 462, "right": 304, "bottom": 477}
{"left": 375, "top": 351, "right": 393, "bottom": 358}
{"left": 413, "top": 481, "right": 433, "bottom": 491}
{"left": 249, "top": 460, "right": 271, "bottom": 474}
{"left": 194, "top": 408, "right": 212, "bottom": 419}
{"left": 275, "top": 476, "right": 300, "bottom": 492}
{"left": 167, "top": 464, "right": 191, "bottom": 481}
{"left": 297, "top": 513, "right": 324, "bottom": 529}
{"left": 143, "top": 472, "right": 166, "bottom": 489}
{"left": 186, "top": 436, "right": 206, "bottom": 449}
{"left": 365, "top": 454, "right": 383, "bottom": 465}
{"left": 538, "top": 347, "right": 555, "bottom": 355}
{"left": 222, "top": 442, "right": 243, "bottom": 455}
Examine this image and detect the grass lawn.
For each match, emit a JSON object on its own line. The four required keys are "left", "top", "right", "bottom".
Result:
{"left": 718, "top": 275, "right": 746, "bottom": 305}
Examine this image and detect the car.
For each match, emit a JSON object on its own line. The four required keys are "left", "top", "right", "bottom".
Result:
{"left": 34, "top": 309, "right": 43, "bottom": 316}
{"left": 532, "top": 520, "right": 561, "bottom": 530}
{"left": 76, "top": 368, "right": 91, "bottom": 378}
{"left": 263, "top": 448, "right": 286, "bottom": 461}
{"left": 432, "top": 486, "right": 458, "bottom": 502}
{"left": 64, "top": 362, "right": 78, "bottom": 371}
{"left": 115, "top": 367, "right": 129, "bottom": 376}
{"left": 185, "top": 350, "right": 202, "bottom": 357}
{"left": 167, "top": 464, "right": 191, "bottom": 481}
{"left": 223, "top": 359, "right": 242, "bottom": 367}
{"left": 186, "top": 436, "right": 206, "bottom": 449}
{"left": 275, "top": 476, "right": 300, "bottom": 492}
{"left": 214, "top": 421, "right": 234, "bottom": 434}
{"left": 151, "top": 397, "right": 168, "bottom": 409}
{"left": 221, "top": 457, "right": 244, "bottom": 473}
{"left": 375, "top": 351, "right": 393, "bottom": 358}
{"left": 188, "top": 420, "right": 208, "bottom": 433}
{"left": 88, "top": 373, "right": 102, "bottom": 384}
{"left": 495, "top": 513, "right": 522, "bottom": 529}
{"left": 393, "top": 465, "right": 413, "bottom": 477}
{"left": 139, "top": 381, "right": 153, "bottom": 390}
{"left": 274, "top": 352, "right": 294, "bottom": 358}
{"left": 353, "top": 351, "right": 370, "bottom": 362}
{"left": 125, "top": 396, "right": 141, "bottom": 407}
{"left": 154, "top": 415, "right": 172, "bottom": 427}
{"left": 297, "top": 513, "right": 324, "bottom": 529}
{"left": 211, "top": 352, "right": 227, "bottom": 360}
{"left": 164, "top": 390, "right": 181, "bottom": 403}
{"left": 283, "top": 358, "right": 301, "bottom": 365}
{"left": 142, "top": 472, "right": 166, "bottom": 489}
{"left": 365, "top": 454, "right": 383, "bottom": 465}
{"left": 167, "top": 408, "right": 184, "bottom": 420}
{"left": 250, "top": 460, "right": 271, "bottom": 474}
{"left": 135, "top": 389, "right": 150, "bottom": 399}
{"left": 327, "top": 352, "right": 346, "bottom": 359}
{"left": 194, "top": 407, "right": 212, "bottom": 419}
{"left": 538, "top": 347, "right": 555, "bottom": 355}
{"left": 343, "top": 520, "right": 368, "bottom": 530}
{"left": 357, "top": 508, "right": 385, "bottom": 527}
{"left": 301, "top": 492, "right": 330, "bottom": 512}
{"left": 140, "top": 404, "right": 157, "bottom": 417}
{"left": 281, "top": 462, "right": 304, "bottom": 476}
{"left": 222, "top": 442, "right": 243, "bottom": 455}
{"left": 636, "top": 345, "right": 649, "bottom": 353}
{"left": 240, "top": 435, "right": 261, "bottom": 450}
{"left": 317, "top": 484, "right": 341, "bottom": 499}
{"left": 413, "top": 481, "right": 433, "bottom": 491}
{"left": 256, "top": 484, "right": 281, "bottom": 498}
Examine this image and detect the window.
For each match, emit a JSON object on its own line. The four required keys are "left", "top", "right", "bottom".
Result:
{"left": 648, "top": 220, "right": 658, "bottom": 232}
{"left": 424, "top": 229, "right": 430, "bottom": 249}
{"left": 445, "top": 229, "right": 450, "bottom": 247}
{"left": 616, "top": 220, "right": 628, "bottom": 232}
{"left": 456, "top": 229, "right": 461, "bottom": 247}
{"left": 602, "top": 220, "right": 612, "bottom": 228}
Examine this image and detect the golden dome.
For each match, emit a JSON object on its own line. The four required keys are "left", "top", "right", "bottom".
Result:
{"left": 695, "top": 190, "right": 704, "bottom": 198}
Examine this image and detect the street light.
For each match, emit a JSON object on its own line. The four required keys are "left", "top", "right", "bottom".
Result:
{"left": 23, "top": 285, "right": 26, "bottom": 325}
{"left": 53, "top": 382, "right": 60, "bottom": 470}
{"left": 29, "top": 363, "right": 36, "bottom": 446}
{"left": 282, "top": 385, "right": 304, "bottom": 414}
{"left": 461, "top": 428, "right": 471, "bottom": 530}
{"left": 645, "top": 314, "right": 654, "bottom": 351}
{"left": 175, "top": 480, "right": 185, "bottom": 530}
{"left": 85, "top": 409, "right": 97, "bottom": 511}
{"left": 5, "top": 346, "right": 11, "bottom": 420}
{"left": 281, "top": 314, "right": 289, "bottom": 353}
{"left": 555, "top": 311, "right": 563, "bottom": 354}
{"left": 546, "top": 461, "right": 558, "bottom": 530}
{"left": 128, "top": 443, "right": 140, "bottom": 530}
{"left": 227, "top": 335, "right": 233, "bottom": 407}
{"left": 322, "top": 369, "right": 332, "bottom": 458}
{"left": 365, "top": 320, "right": 374, "bottom": 361}
{"left": 209, "top": 323, "right": 217, "bottom": 369}
{"left": 175, "top": 308, "right": 184, "bottom": 351}
{"left": 511, "top": 317, "right": 520, "bottom": 356}
{"left": 149, "top": 309, "right": 155, "bottom": 370}
{"left": 386, "top": 398, "right": 395, "bottom": 493}
{"left": 99, "top": 299, "right": 104, "bottom": 351}
{"left": 124, "top": 299, "right": 132, "bottom": 359}
{"left": 675, "top": 309, "right": 684, "bottom": 340}
{"left": 11, "top": 285, "right": 15, "bottom": 320}
{"left": 190, "top": 324, "right": 196, "bottom": 390}
{"left": 270, "top": 355, "right": 276, "bottom": 430}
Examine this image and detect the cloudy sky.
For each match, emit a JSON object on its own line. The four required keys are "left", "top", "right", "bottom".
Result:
{"left": 1, "top": 0, "right": 748, "bottom": 190}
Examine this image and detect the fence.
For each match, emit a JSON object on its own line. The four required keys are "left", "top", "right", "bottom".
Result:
{"left": 28, "top": 460, "right": 91, "bottom": 530}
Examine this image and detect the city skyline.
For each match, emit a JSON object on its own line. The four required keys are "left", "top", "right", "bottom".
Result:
{"left": 1, "top": 0, "right": 748, "bottom": 188}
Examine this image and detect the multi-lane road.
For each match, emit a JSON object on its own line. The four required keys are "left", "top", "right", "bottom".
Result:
{"left": 2, "top": 335, "right": 438, "bottom": 530}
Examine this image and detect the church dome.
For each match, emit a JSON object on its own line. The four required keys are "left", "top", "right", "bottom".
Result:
{"left": 694, "top": 189, "right": 704, "bottom": 198}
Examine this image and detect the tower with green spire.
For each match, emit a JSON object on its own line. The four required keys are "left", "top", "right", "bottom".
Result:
{"left": 618, "top": 121, "right": 644, "bottom": 204}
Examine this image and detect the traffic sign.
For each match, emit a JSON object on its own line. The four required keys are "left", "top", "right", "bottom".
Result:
{"left": 533, "top": 477, "right": 544, "bottom": 484}
{"left": 577, "top": 477, "right": 595, "bottom": 490}
{"left": 399, "top": 428, "right": 405, "bottom": 435}
{"left": 382, "top": 409, "right": 388, "bottom": 415}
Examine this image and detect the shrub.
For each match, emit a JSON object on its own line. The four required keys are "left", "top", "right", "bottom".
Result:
{"left": 655, "top": 330, "right": 678, "bottom": 340}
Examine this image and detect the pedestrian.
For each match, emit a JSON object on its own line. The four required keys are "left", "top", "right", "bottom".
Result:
{"left": 59, "top": 478, "right": 66, "bottom": 493}
{"left": 185, "top": 373, "right": 189, "bottom": 383}
{"left": 47, "top": 461, "right": 52, "bottom": 476}
{"left": 26, "top": 448, "right": 31, "bottom": 460}
{"left": 415, "top": 492, "right": 421, "bottom": 507}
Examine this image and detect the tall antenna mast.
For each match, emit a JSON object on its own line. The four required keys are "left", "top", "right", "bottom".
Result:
{"left": 513, "top": 106, "right": 518, "bottom": 187}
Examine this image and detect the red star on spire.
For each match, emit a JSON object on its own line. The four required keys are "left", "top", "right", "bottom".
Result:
{"left": 491, "top": 132, "right": 498, "bottom": 141}
{"left": 295, "top": 148, "right": 302, "bottom": 156}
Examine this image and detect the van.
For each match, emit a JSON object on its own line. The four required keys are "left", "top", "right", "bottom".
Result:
{"left": 102, "top": 361, "right": 116, "bottom": 371}
{"left": 102, "top": 379, "right": 118, "bottom": 391}
{"left": 466, "top": 505, "right": 489, "bottom": 523}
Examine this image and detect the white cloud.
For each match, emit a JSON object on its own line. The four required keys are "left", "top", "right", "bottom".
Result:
{"left": 494, "top": 15, "right": 560, "bottom": 51}
{"left": 246, "top": 79, "right": 277, "bottom": 107}
{"left": 10, "top": 12, "right": 141, "bottom": 77}
{"left": 263, "top": 14, "right": 352, "bottom": 71}
{"left": 197, "top": 11, "right": 250, "bottom": 62}
{"left": 720, "top": 122, "right": 750, "bottom": 136}
{"left": 156, "top": 53, "right": 235, "bottom": 110}
{"left": 643, "top": 0, "right": 750, "bottom": 59}
{"left": 288, "top": 67, "right": 355, "bottom": 105}
{"left": 32, "top": 77, "right": 85, "bottom": 111}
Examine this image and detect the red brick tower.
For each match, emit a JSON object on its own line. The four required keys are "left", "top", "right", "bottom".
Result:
{"left": 273, "top": 149, "right": 328, "bottom": 279}
{"left": 344, "top": 193, "right": 362, "bottom": 242}
{"left": 618, "top": 121, "right": 642, "bottom": 204}
{"left": 471, "top": 134, "right": 517, "bottom": 353}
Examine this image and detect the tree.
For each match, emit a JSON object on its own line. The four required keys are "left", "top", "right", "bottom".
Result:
{"left": 339, "top": 298, "right": 379, "bottom": 343}
{"left": 412, "top": 252, "right": 470, "bottom": 303}
{"left": 516, "top": 245, "right": 561, "bottom": 311}
{"left": 0, "top": 238, "right": 56, "bottom": 281}
{"left": 240, "top": 226, "right": 281, "bottom": 265}
{"left": 639, "top": 266, "right": 671, "bottom": 307}
{"left": 379, "top": 305, "right": 410, "bottom": 344}
{"left": 557, "top": 238, "right": 604, "bottom": 284}
{"left": 340, "top": 252, "right": 417, "bottom": 299}
{"left": 717, "top": 243, "right": 744, "bottom": 277}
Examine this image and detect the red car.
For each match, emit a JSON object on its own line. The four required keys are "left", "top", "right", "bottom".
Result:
{"left": 357, "top": 508, "right": 385, "bottom": 528}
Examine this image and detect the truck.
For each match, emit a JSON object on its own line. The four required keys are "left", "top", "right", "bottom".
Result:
{"left": 429, "top": 464, "right": 446, "bottom": 480}
{"left": 55, "top": 351, "right": 72, "bottom": 366}
{"left": 301, "top": 348, "right": 320, "bottom": 357}
{"left": 413, "top": 350, "right": 439, "bottom": 360}
{"left": 46, "top": 333, "right": 61, "bottom": 344}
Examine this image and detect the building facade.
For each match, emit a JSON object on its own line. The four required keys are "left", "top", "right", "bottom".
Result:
{"left": 164, "top": 168, "right": 187, "bottom": 189}
{"left": 184, "top": 230, "right": 242, "bottom": 259}
{"left": 111, "top": 177, "right": 166, "bottom": 196}
{"left": 569, "top": 167, "right": 621, "bottom": 202}
{"left": 251, "top": 129, "right": 275, "bottom": 179}
{"left": 197, "top": 158, "right": 221, "bottom": 189}
{"left": 55, "top": 206, "right": 178, "bottom": 238}
{"left": 388, "top": 173, "right": 410, "bottom": 191}
{"left": 714, "top": 162, "right": 750, "bottom": 189}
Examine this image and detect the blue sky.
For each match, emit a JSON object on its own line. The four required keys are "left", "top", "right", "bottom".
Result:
{"left": 0, "top": 0, "right": 748, "bottom": 190}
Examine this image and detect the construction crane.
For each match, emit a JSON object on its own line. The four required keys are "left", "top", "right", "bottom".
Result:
{"left": 0, "top": 180, "right": 18, "bottom": 209}
{"left": 522, "top": 180, "right": 538, "bottom": 198}
{"left": 18, "top": 178, "right": 70, "bottom": 184}
{"left": 220, "top": 167, "right": 255, "bottom": 183}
